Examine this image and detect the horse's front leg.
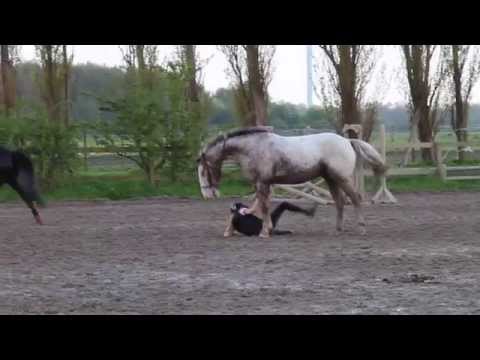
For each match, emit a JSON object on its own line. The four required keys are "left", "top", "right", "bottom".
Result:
{"left": 256, "top": 183, "right": 272, "bottom": 238}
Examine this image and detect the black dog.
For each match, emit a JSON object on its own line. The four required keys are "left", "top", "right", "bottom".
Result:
{"left": 229, "top": 201, "right": 317, "bottom": 236}
{"left": 0, "top": 146, "right": 44, "bottom": 224}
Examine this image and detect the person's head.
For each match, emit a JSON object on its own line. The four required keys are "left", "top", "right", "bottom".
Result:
{"left": 230, "top": 202, "right": 248, "bottom": 214}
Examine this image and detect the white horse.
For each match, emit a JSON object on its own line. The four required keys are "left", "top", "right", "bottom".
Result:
{"left": 197, "top": 127, "right": 387, "bottom": 238}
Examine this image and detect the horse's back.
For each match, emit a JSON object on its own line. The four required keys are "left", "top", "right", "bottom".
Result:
{"left": 271, "top": 132, "right": 356, "bottom": 179}
{"left": 274, "top": 132, "right": 353, "bottom": 158}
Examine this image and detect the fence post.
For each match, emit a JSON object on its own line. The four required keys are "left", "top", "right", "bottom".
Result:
{"left": 372, "top": 124, "right": 397, "bottom": 204}
{"left": 434, "top": 142, "right": 447, "bottom": 181}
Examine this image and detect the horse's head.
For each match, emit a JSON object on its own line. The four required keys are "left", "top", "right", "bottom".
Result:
{"left": 197, "top": 128, "right": 269, "bottom": 200}
{"left": 197, "top": 151, "right": 222, "bottom": 200}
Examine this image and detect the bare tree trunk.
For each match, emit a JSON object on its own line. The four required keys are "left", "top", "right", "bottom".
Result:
{"left": 245, "top": 45, "right": 268, "bottom": 126}
{"left": 0, "top": 45, "right": 9, "bottom": 116}
{"left": 135, "top": 45, "right": 147, "bottom": 88}
{"left": 36, "top": 45, "right": 70, "bottom": 125}
{"left": 338, "top": 46, "right": 360, "bottom": 137}
{"left": 0, "top": 45, "right": 15, "bottom": 116}
{"left": 317, "top": 45, "right": 374, "bottom": 140}
{"left": 451, "top": 45, "right": 468, "bottom": 162}
{"left": 183, "top": 45, "right": 199, "bottom": 103}
{"left": 136, "top": 45, "right": 145, "bottom": 71}
{"left": 401, "top": 45, "right": 443, "bottom": 162}
{"left": 45, "top": 45, "right": 60, "bottom": 123}
{"left": 418, "top": 104, "right": 433, "bottom": 161}
{"left": 362, "top": 103, "right": 378, "bottom": 142}
{"left": 219, "top": 45, "right": 274, "bottom": 127}
{"left": 62, "top": 45, "right": 70, "bottom": 127}
{"left": 455, "top": 104, "right": 469, "bottom": 162}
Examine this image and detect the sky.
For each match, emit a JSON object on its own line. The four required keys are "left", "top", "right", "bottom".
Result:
{"left": 19, "top": 45, "right": 480, "bottom": 106}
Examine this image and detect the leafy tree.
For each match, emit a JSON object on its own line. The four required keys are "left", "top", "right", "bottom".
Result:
{"left": 218, "top": 45, "right": 275, "bottom": 126}
{"left": 400, "top": 45, "right": 447, "bottom": 160}
{"left": 0, "top": 109, "right": 80, "bottom": 189}
{"left": 317, "top": 45, "right": 378, "bottom": 137}
{"left": 442, "top": 45, "right": 480, "bottom": 161}
{"left": 96, "top": 49, "right": 208, "bottom": 184}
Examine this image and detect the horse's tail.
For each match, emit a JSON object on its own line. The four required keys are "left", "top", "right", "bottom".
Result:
{"left": 349, "top": 139, "right": 388, "bottom": 178}
{"left": 12, "top": 151, "right": 45, "bottom": 207}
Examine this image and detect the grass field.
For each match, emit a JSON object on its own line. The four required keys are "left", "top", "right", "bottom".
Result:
{"left": 3, "top": 163, "right": 480, "bottom": 205}
{"left": 0, "top": 167, "right": 253, "bottom": 203}
{"left": 2, "top": 129, "right": 480, "bottom": 204}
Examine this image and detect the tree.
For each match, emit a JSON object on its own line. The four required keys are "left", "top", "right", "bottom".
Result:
{"left": 245, "top": 45, "right": 272, "bottom": 126}
{"left": 218, "top": 45, "right": 275, "bottom": 126}
{"left": 35, "top": 45, "right": 73, "bottom": 125}
{"left": 119, "top": 45, "right": 158, "bottom": 90}
{"left": 400, "top": 45, "right": 447, "bottom": 161}
{"left": 62, "top": 45, "right": 72, "bottom": 126}
{"left": 442, "top": 45, "right": 480, "bottom": 161}
{"left": 176, "top": 45, "right": 209, "bottom": 160}
{"left": 178, "top": 45, "right": 199, "bottom": 103}
{"left": 97, "top": 46, "right": 208, "bottom": 184}
{"left": 362, "top": 101, "right": 379, "bottom": 142}
{"left": 317, "top": 45, "right": 377, "bottom": 139}
{"left": 0, "top": 45, "right": 18, "bottom": 116}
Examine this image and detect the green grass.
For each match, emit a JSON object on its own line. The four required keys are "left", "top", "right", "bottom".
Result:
{"left": 3, "top": 163, "right": 480, "bottom": 205}
{"left": 0, "top": 168, "right": 253, "bottom": 204}
{"left": 447, "top": 159, "right": 480, "bottom": 166}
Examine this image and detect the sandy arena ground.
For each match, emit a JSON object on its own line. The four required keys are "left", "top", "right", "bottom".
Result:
{"left": 1, "top": 192, "right": 480, "bottom": 314}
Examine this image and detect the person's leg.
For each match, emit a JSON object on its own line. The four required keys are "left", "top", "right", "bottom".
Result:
{"left": 270, "top": 201, "right": 317, "bottom": 228}
{"left": 272, "top": 229, "right": 293, "bottom": 235}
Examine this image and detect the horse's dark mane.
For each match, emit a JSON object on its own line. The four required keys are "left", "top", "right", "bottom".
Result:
{"left": 206, "top": 127, "right": 271, "bottom": 151}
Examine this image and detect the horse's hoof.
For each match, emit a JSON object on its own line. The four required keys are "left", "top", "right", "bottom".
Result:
{"left": 259, "top": 232, "right": 271, "bottom": 239}
{"left": 224, "top": 232, "right": 233, "bottom": 238}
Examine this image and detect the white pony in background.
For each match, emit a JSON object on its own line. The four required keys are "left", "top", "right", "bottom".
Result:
{"left": 197, "top": 127, "right": 387, "bottom": 238}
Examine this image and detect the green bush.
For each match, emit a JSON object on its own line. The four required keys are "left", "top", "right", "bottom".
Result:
{"left": 0, "top": 112, "right": 80, "bottom": 190}
{"left": 95, "top": 65, "right": 208, "bottom": 185}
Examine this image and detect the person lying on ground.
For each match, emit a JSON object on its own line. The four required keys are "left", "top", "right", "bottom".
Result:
{"left": 224, "top": 201, "right": 317, "bottom": 237}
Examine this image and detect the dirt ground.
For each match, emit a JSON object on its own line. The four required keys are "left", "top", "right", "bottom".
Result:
{"left": 1, "top": 192, "right": 480, "bottom": 315}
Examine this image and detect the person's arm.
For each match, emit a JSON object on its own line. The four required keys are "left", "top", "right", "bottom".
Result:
{"left": 242, "top": 198, "right": 263, "bottom": 218}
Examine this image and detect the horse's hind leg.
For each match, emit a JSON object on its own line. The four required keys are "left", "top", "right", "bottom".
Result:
{"left": 324, "top": 178, "right": 344, "bottom": 233}
{"left": 337, "top": 179, "right": 366, "bottom": 235}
